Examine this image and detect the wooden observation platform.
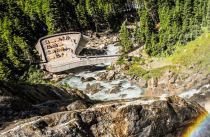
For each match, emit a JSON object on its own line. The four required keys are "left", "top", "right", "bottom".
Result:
{"left": 35, "top": 32, "right": 119, "bottom": 73}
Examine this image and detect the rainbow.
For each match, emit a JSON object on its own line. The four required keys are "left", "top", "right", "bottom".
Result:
{"left": 181, "top": 113, "right": 210, "bottom": 137}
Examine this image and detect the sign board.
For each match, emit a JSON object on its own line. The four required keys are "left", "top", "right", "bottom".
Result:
{"left": 39, "top": 33, "right": 81, "bottom": 62}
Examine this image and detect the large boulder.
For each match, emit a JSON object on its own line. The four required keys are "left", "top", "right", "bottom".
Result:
{"left": 109, "top": 86, "right": 121, "bottom": 94}
{"left": 86, "top": 83, "right": 103, "bottom": 95}
{"left": 81, "top": 77, "right": 96, "bottom": 82}
{"left": 66, "top": 100, "right": 88, "bottom": 111}
{"left": 1, "top": 96, "right": 208, "bottom": 137}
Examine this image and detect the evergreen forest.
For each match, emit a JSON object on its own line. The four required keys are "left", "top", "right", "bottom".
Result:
{"left": 0, "top": 0, "right": 210, "bottom": 81}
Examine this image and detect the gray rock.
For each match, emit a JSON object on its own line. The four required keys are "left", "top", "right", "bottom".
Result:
{"left": 147, "top": 77, "right": 158, "bottom": 88}
{"left": 109, "top": 85, "right": 121, "bottom": 94}
{"left": 66, "top": 100, "right": 88, "bottom": 111}
{"left": 52, "top": 74, "right": 67, "bottom": 82}
{"left": 138, "top": 78, "right": 148, "bottom": 88}
{"left": 106, "top": 70, "right": 115, "bottom": 81}
{"left": 81, "top": 77, "right": 96, "bottom": 82}
{"left": 96, "top": 72, "right": 107, "bottom": 81}
{"left": 86, "top": 83, "right": 103, "bottom": 95}
{"left": 169, "top": 75, "right": 177, "bottom": 84}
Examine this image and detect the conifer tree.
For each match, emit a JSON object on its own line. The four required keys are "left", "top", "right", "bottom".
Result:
{"left": 119, "top": 20, "right": 132, "bottom": 53}
{"left": 207, "top": 0, "right": 210, "bottom": 32}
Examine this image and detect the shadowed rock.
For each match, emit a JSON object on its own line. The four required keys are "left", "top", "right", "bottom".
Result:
{"left": 0, "top": 81, "right": 91, "bottom": 130}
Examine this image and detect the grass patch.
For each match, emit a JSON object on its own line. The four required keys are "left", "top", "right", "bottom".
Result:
{"left": 128, "top": 63, "right": 178, "bottom": 80}
{"left": 128, "top": 63, "right": 148, "bottom": 78}
{"left": 147, "top": 65, "right": 178, "bottom": 79}
{"left": 116, "top": 56, "right": 126, "bottom": 65}
{"left": 167, "top": 33, "right": 210, "bottom": 72}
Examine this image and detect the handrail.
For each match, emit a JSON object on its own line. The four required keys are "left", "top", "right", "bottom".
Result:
{"left": 76, "top": 54, "right": 120, "bottom": 58}
{"left": 47, "top": 56, "right": 119, "bottom": 68}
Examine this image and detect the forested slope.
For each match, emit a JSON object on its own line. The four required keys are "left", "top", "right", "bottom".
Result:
{"left": 135, "top": 0, "right": 210, "bottom": 55}
{"left": 0, "top": 0, "right": 210, "bottom": 81}
{"left": 0, "top": 0, "right": 127, "bottom": 81}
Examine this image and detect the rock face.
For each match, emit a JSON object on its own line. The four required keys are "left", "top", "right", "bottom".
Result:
{"left": 66, "top": 100, "right": 88, "bottom": 111}
{"left": 144, "top": 71, "right": 210, "bottom": 96}
{"left": 108, "top": 62, "right": 210, "bottom": 96}
{"left": 0, "top": 81, "right": 90, "bottom": 129}
{"left": 0, "top": 96, "right": 208, "bottom": 137}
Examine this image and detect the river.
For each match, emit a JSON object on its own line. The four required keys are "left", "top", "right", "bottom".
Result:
{"left": 61, "top": 44, "right": 210, "bottom": 109}
{"left": 61, "top": 44, "right": 144, "bottom": 100}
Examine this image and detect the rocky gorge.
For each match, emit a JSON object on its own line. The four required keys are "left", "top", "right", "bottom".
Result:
{"left": 1, "top": 34, "right": 210, "bottom": 137}
{"left": 41, "top": 33, "right": 210, "bottom": 111}
{"left": 1, "top": 0, "right": 210, "bottom": 136}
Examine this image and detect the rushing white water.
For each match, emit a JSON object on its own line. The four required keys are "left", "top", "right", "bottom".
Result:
{"left": 61, "top": 69, "right": 144, "bottom": 101}
{"left": 61, "top": 44, "right": 144, "bottom": 100}
{"left": 179, "top": 84, "right": 210, "bottom": 99}
{"left": 106, "top": 43, "right": 121, "bottom": 55}
{"left": 62, "top": 44, "right": 210, "bottom": 102}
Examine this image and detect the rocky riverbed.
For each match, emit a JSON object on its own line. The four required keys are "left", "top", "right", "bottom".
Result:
{"left": 1, "top": 66, "right": 210, "bottom": 136}
{"left": 45, "top": 34, "right": 210, "bottom": 112}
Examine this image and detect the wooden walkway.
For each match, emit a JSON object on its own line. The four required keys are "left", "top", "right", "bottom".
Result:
{"left": 36, "top": 32, "right": 119, "bottom": 73}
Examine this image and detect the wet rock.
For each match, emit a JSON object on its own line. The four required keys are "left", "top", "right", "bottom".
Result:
{"left": 66, "top": 100, "right": 88, "bottom": 111}
{"left": 99, "top": 44, "right": 106, "bottom": 49}
{"left": 138, "top": 78, "right": 148, "bottom": 88}
{"left": 109, "top": 85, "right": 121, "bottom": 94}
{"left": 96, "top": 72, "right": 107, "bottom": 81}
{"left": 52, "top": 74, "right": 68, "bottom": 82}
{"left": 200, "top": 86, "right": 210, "bottom": 93}
{"left": 148, "top": 77, "right": 158, "bottom": 88}
{"left": 119, "top": 94, "right": 127, "bottom": 98}
{"left": 106, "top": 70, "right": 115, "bottom": 81}
{"left": 1, "top": 96, "right": 208, "bottom": 137}
{"left": 81, "top": 77, "right": 96, "bottom": 82}
{"left": 86, "top": 83, "right": 103, "bottom": 95}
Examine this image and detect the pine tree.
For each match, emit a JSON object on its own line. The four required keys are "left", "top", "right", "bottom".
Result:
{"left": 76, "top": 1, "right": 89, "bottom": 28}
{"left": 119, "top": 20, "right": 132, "bottom": 53}
{"left": 207, "top": 0, "right": 210, "bottom": 32}
{"left": 0, "top": 61, "right": 11, "bottom": 80}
